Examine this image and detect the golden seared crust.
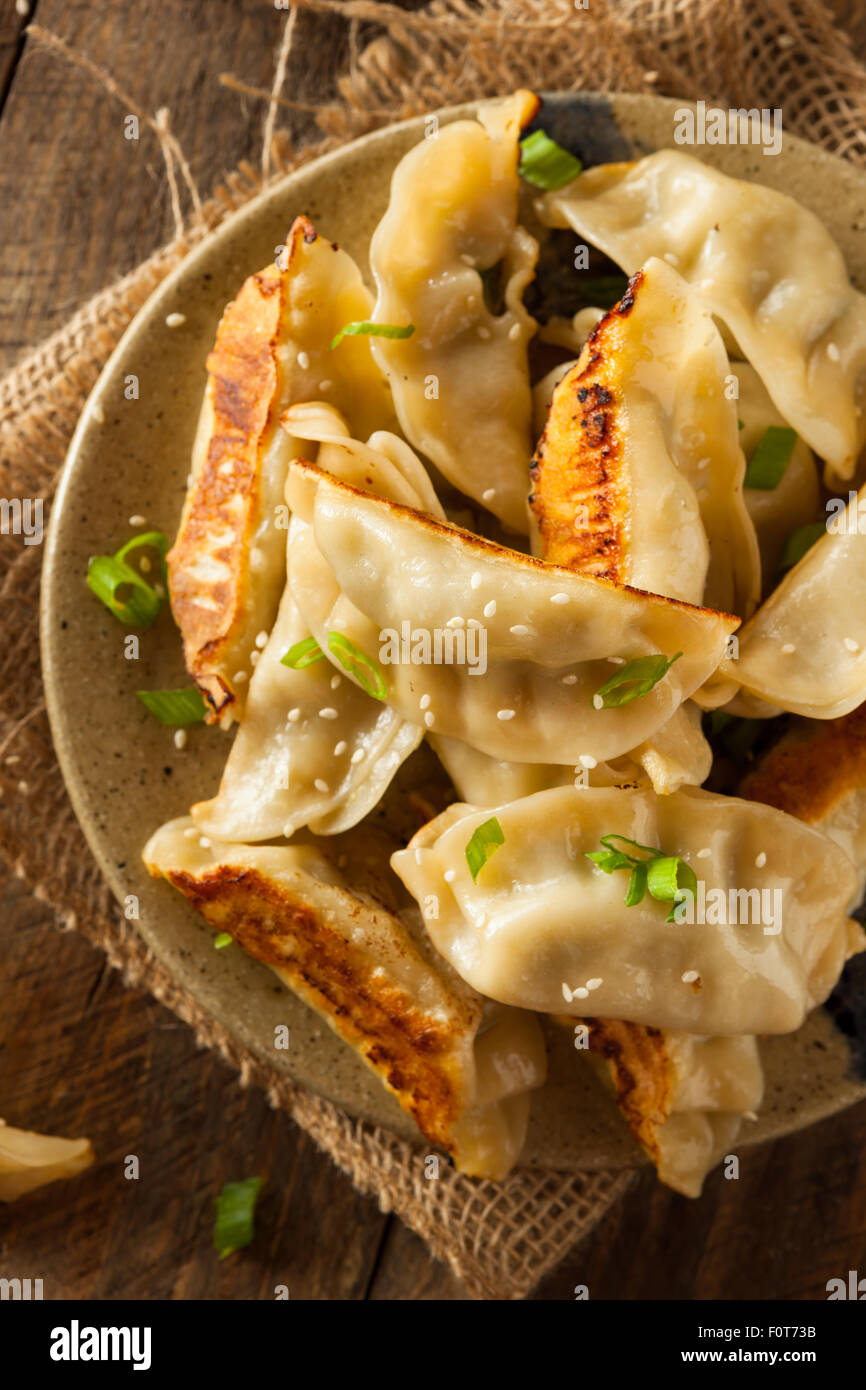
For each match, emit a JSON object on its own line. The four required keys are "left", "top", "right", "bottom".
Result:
{"left": 584, "top": 1018, "right": 672, "bottom": 1166}
{"left": 529, "top": 273, "right": 644, "bottom": 578}
{"left": 168, "top": 259, "right": 284, "bottom": 719}
{"left": 740, "top": 704, "right": 866, "bottom": 824}
{"left": 164, "top": 863, "right": 471, "bottom": 1157}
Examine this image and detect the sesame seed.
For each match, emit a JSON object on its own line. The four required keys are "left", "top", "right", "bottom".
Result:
{"left": 777, "top": 33, "right": 794, "bottom": 48}
{"left": 447, "top": 615, "right": 465, "bottom": 628}
{"left": 562, "top": 983, "right": 573, "bottom": 1003}
{"left": 696, "top": 848, "right": 711, "bottom": 859}
{"left": 844, "top": 637, "right": 860, "bottom": 652}
{"left": 586, "top": 978, "right": 603, "bottom": 990}
{"left": 477, "top": 326, "right": 491, "bottom": 340}
{"left": 165, "top": 312, "right": 186, "bottom": 327}
{"left": 173, "top": 729, "right": 187, "bottom": 750}
{"left": 255, "top": 630, "right": 269, "bottom": 649}
{"left": 17, "top": 780, "right": 28, "bottom": 795}
{"left": 444, "top": 869, "right": 457, "bottom": 883}
{"left": 592, "top": 694, "right": 604, "bottom": 709}
{"left": 607, "top": 655, "right": 626, "bottom": 665}
{"left": 424, "top": 711, "right": 435, "bottom": 728}
{"left": 573, "top": 986, "right": 589, "bottom": 999}
{"left": 508, "top": 322, "right": 521, "bottom": 341}
{"left": 755, "top": 851, "right": 767, "bottom": 868}
{"left": 139, "top": 555, "right": 152, "bottom": 574}
{"left": 827, "top": 342, "right": 841, "bottom": 362}
{"left": 682, "top": 970, "right": 699, "bottom": 984}
{"left": 470, "top": 572, "right": 483, "bottom": 589}
{"left": 578, "top": 754, "right": 597, "bottom": 769}
{"left": 319, "top": 707, "right": 338, "bottom": 719}
{"left": 314, "top": 778, "right": 330, "bottom": 793}
{"left": 482, "top": 488, "right": 496, "bottom": 502}
{"left": 233, "top": 671, "right": 248, "bottom": 684}
{"left": 497, "top": 708, "right": 516, "bottom": 720}
{"left": 460, "top": 252, "right": 476, "bottom": 266}
{"left": 483, "top": 600, "right": 497, "bottom": 618}
{"left": 199, "top": 836, "right": 211, "bottom": 848}
{"left": 297, "top": 350, "right": 310, "bottom": 369}
{"left": 550, "top": 592, "right": 569, "bottom": 605}
{"left": 562, "top": 674, "right": 578, "bottom": 685}
{"left": 334, "top": 740, "right": 347, "bottom": 756}
{"left": 350, "top": 748, "right": 366, "bottom": 764}
{"left": 318, "top": 379, "right": 333, "bottom": 391}
{"left": 420, "top": 694, "right": 431, "bottom": 710}
{"left": 287, "top": 708, "right": 301, "bottom": 723}
{"left": 129, "top": 515, "right": 146, "bottom": 528}
{"left": 781, "top": 643, "right": 796, "bottom": 654}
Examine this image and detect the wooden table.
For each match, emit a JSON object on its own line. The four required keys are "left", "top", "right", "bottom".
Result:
{"left": 2, "top": 0, "right": 865, "bottom": 1301}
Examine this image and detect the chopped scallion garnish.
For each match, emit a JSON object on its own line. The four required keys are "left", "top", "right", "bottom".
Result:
{"left": 465, "top": 816, "right": 505, "bottom": 882}
{"left": 327, "top": 632, "right": 387, "bottom": 701}
{"left": 136, "top": 687, "right": 207, "bottom": 725}
{"left": 329, "top": 321, "right": 415, "bottom": 350}
{"left": 778, "top": 521, "right": 825, "bottom": 572}
{"left": 213, "top": 1177, "right": 262, "bottom": 1260}
{"left": 518, "top": 130, "right": 582, "bottom": 190}
{"left": 592, "top": 652, "right": 682, "bottom": 709}
{"left": 214, "top": 933, "right": 233, "bottom": 950}
{"left": 86, "top": 529, "right": 169, "bottom": 629}
{"left": 280, "top": 635, "right": 325, "bottom": 669}
{"left": 584, "top": 834, "right": 696, "bottom": 921}
{"left": 743, "top": 426, "right": 797, "bottom": 490}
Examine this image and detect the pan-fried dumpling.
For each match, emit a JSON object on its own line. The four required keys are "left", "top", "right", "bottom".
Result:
{"left": 143, "top": 817, "right": 547, "bottom": 1179}
{"left": 168, "top": 217, "right": 394, "bottom": 723}
{"left": 530, "top": 259, "right": 760, "bottom": 617}
{"left": 580, "top": 1023, "right": 763, "bottom": 1198}
{"left": 539, "top": 149, "right": 866, "bottom": 479}
{"left": 741, "top": 704, "right": 866, "bottom": 905}
{"left": 369, "top": 90, "right": 539, "bottom": 533}
{"left": 737, "top": 363, "right": 821, "bottom": 587}
{"left": 716, "top": 484, "right": 866, "bottom": 719}
{"left": 286, "top": 461, "right": 739, "bottom": 765}
{"left": 391, "top": 786, "right": 862, "bottom": 1035}
{"left": 193, "top": 404, "right": 442, "bottom": 841}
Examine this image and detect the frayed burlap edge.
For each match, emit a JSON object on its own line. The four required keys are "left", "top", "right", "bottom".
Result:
{"left": 3, "top": 0, "right": 866, "bottom": 1299}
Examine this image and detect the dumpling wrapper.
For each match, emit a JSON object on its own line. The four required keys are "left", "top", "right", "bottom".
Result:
{"left": 193, "top": 404, "right": 442, "bottom": 841}
{"left": 716, "top": 482, "right": 866, "bottom": 718}
{"left": 531, "top": 258, "right": 760, "bottom": 617}
{"left": 143, "top": 818, "right": 547, "bottom": 1180}
{"left": 286, "top": 461, "right": 739, "bottom": 766}
{"left": 369, "top": 90, "right": 539, "bottom": 532}
{"left": 168, "top": 216, "right": 394, "bottom": 723}
{"left": 574, "top": 1024, "right": 763, "bottom": 1199}
{"left": 391, "top": 785, "right": 862, "bottom": 1036}
{"left": 0, "top": 1119, "right": 94, "bottom": 1202}
{"left": 538, "top": 148, "right": 866, "bottom": 479}
{"left": 737, "top": 363, "right": 821, "bottom": 588}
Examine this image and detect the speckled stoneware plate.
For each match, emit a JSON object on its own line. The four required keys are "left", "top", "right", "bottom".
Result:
{"left": 42, "top": 93, "right": 866, "bottom": 1172}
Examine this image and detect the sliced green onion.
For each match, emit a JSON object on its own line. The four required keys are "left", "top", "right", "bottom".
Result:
{"left": 598, "top": 834, "right": 664, "bottom": 860}
{"left": 593, "top": 652, "right": 682, "bottom": 709}
{"left": 465, "top": 816, "right": 505, "bottom": 882}
{"left": 778, "top": 521, "right": 825, "bottom": 572}
{"left": 213, "top": 1177, "right": 262, "bottom": 1260}
{"left": 330, "top": 321, "right": 415, "bottom": 350}
{"left": 136, "top": 687, "right": 207, "bottom": 725}
{"left": 577, "top": 274, "right": 628, "bottom": 308}
{"left": 585, "top": 848, "right": 633, "bottom": 874}
{"left": 647, "top": 856, "right": 696, "bottom": 902}
{"left": 743, "top": 426, "right": 798, "bottom": 490}
{"left": 738, "top": 419, "right": 745, "bottom": 431}
{"left": 585, "top": 834, "right": 696, "bottom": 918}
{"left": 214, "top": 933, "right": 233, "bottom": 950}
{"left": 518, "top": 130, "right": 582, "bottom": 190}
{"left": 327, "top": 631, "right": 387, "bottom": 701}
{"left": 280, "top": 636, "right": 325, "bottom": 669}
{"left": 87, "top": 529, "right": 169, "bottom": 629}
{"left": 625, "top": 862, "right": 648, "bottom": 907}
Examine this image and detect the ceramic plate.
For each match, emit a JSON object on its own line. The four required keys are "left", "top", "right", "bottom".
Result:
{"left": 42, "top": 93, "right": 866, "bottom": 1171}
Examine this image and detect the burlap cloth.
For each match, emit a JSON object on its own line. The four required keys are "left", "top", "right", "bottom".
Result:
{"left": 2, "top": 0, "right": 866, "bottom": 1300}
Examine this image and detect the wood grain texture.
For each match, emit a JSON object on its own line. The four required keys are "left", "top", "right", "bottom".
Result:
{"left": 1, "top": 0, "right": 866, "bottom": 1303}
